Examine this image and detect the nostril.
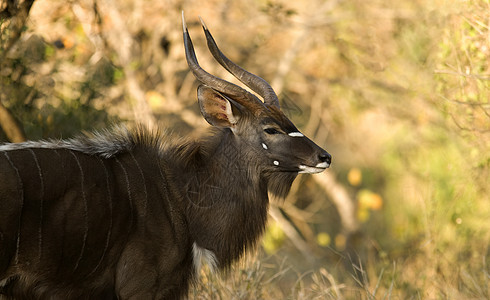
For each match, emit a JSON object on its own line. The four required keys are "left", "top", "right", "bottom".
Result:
{"left": 319, "top": 152, "right": 332, "bottom": 164}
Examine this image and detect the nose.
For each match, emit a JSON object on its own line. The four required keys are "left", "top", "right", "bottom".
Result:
{"left": 319, "top": 151, "right": 332, "bottom": 165}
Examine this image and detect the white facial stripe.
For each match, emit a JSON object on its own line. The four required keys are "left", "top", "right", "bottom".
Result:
{"left": 288, "top": 132, "right": 304, "bottom": 137}
{"left": 262, "top": 143, "right": 268, "bottom": 150}
{"left": 273, "top": 160, "right": 279, "bottom": 166}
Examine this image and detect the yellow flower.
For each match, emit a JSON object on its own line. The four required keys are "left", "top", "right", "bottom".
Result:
{"left": 316, "top": 232, "right": 331, "bottom": 247}
{"left": 347, "top": 168, "right": 362, "bottom": 186}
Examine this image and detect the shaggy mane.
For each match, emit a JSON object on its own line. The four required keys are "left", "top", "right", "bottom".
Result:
{"left": 0, "top": 125, "right": 167, "bottom": 159}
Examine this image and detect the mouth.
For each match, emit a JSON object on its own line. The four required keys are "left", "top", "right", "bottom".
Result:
{"left": 298, "top": 162, "right": 330, "bottom": 174}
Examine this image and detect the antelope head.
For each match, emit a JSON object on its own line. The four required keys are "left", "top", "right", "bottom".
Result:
{"left": 182, "top": 14, "right": 331, "bottom": 196}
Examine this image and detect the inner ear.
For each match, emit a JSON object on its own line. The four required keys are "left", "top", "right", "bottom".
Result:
{"left": 197, "top": 85, "right": 241, "bottom": 128}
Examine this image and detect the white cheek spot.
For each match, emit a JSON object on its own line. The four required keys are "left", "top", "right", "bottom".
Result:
{"left": 273, "top": 160, "right": 279, "bottom": 166}
{"left": 288, "top": 132, "right": 304, "bottom": 137}
{"left": 262, "top": 143, "right": 268, "bottom": 150}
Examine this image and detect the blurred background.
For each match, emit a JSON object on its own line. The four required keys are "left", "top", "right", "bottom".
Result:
{"left": 1, "top": 0, "right": 489, "bottom": 298}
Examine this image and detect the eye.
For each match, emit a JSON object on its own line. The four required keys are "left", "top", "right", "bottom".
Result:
{"left": 264, "top": 128, "right": 280, "bottom": 135}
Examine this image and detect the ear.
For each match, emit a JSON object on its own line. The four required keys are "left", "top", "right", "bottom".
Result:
{"left": 197, "top": 85, "right": 240, "bottom": 128}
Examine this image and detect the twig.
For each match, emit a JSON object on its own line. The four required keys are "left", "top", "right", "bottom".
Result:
{"left": 89, "top": 0, "right": 157, "bottom": 128}
{"left": 434, "top": 69, "right": 490, "bottom": 81}
{"left": 312, "top": 172, "right": 359, "bottom": 235}
{"left": 269, "top": 204, "right": 315, "bottom": 264}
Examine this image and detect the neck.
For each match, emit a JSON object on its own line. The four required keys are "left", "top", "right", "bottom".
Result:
{"left": 167, "top": 129, "right": 269, "bottom": 268}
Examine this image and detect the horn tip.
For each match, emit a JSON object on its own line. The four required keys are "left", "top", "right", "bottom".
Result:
{"left": 198, "top": 16, "right": 208, "bottom": 31}
{"left": 182, "top": 11, "right": 187, "bottom": 33}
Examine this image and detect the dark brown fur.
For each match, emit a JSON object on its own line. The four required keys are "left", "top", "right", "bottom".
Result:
{"left": 0, "top": 128, "right": 193, "bottom": 299}
{"left": 0, "top": 123, "right": 322, "bottom": 299}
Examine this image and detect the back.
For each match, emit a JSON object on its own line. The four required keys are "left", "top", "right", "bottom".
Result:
{"left": 0, "top": 147, "right": 132, "bottom": 295}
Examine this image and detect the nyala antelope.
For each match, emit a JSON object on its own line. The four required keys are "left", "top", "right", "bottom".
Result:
{"left": 0, "top": 14, "right": 331, "bottom": 299}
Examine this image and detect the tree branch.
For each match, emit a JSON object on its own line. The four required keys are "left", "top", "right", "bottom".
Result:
{"left": 0, "top": 0, "right": 36, "bottom": 60}
{"left": 0, "top": 100, "right": 26, "bottom": 142}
